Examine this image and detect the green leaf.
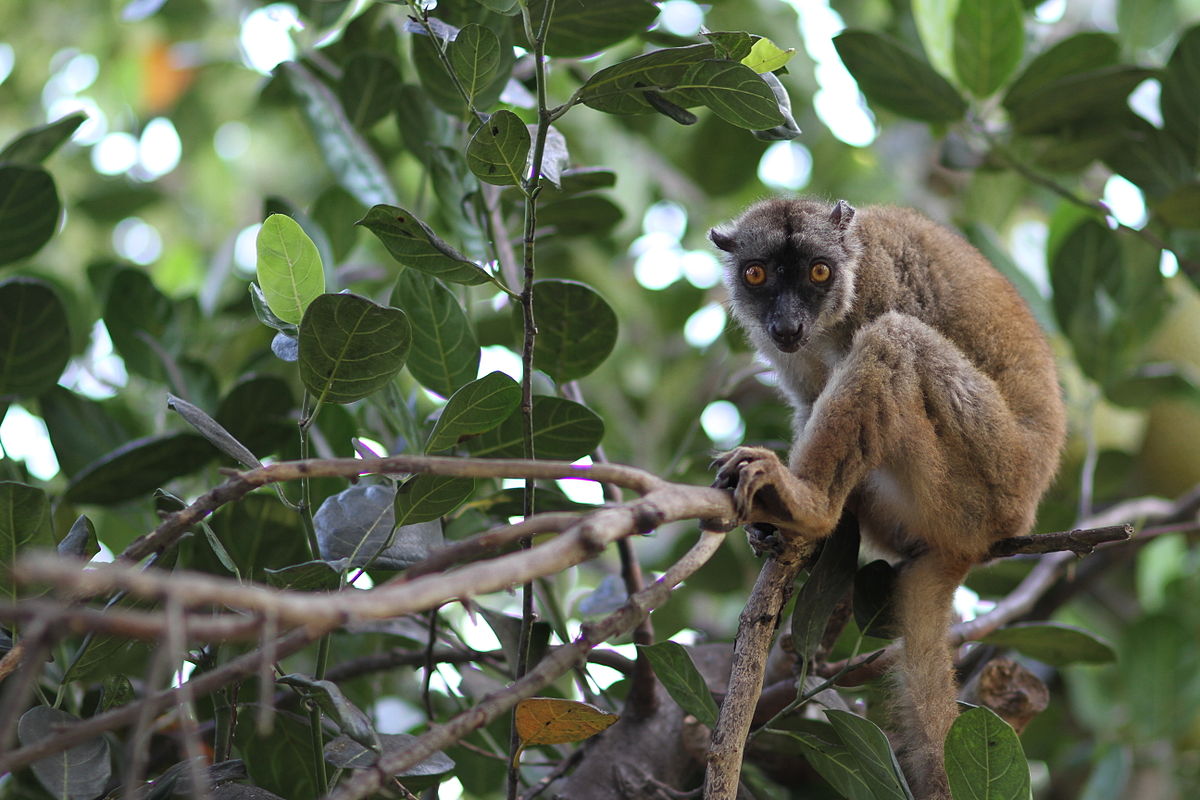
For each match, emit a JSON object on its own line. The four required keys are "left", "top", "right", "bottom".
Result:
{"left": 38, "top": 386, "right": 134, "bottom": 478}
{"left": 792, "top": 518, "right": 860, "bottom": 661}
{"left": 298, "top": 292, "right": 411, "bottom": 406}
{"left": 825, "top": 710, "right": 912, "bottom": 800}
{"left": 853, "top": 559, "right": 899, "bottom": 638}
{"left": 256, "top": 213, "right": 326, "bottom": 325}
{"left": 450, "top": 24, "right": 501, "bottom": 105}
{"left": 58, "top": 515, "right": 98, "bottom": 559}
{"left": 981, "top": 622, "right": 1116, "bottom": 666}
{"left": 465, "top": 396, "right": 604, "bottom": 460}
{"left": 912, "top": 0, "right": 960, "bottom": 79}
{"left": 1002, "top": 32, "right": 1119, "bottom": 111}
{"left": 953, "top": 0, "right": 1024, "bottom": 96}
{"left": 411, "top": 33, "right": 470, "bottom": 116}
{"left": 323, "top": 733, "right": 455, "bottom": 790}
{"left": 780, "top": 720, "right": 880, "bottom": 800}
{"left": 168, "top": 393, "right": 260, "bottom": 468}
{"left": 0, "top": 164, "right": 60, "bottom": 266}
{"left": 0, "top": 112, "right": 86, "bottom": 164}
{"left": 527, "top": 0, "right": 659, "bottom": 58}
{"left": 280, "top": 61, "right": 397, "bottom": 207}
{"left": 18, "top": 706, "right": 112, "bottom": 800}
{"left": 1116, "top": 0, "right": 1177, "bottom": 55}
{"left": 0, "top": 482, "right": 53, "bottom": 600}
{"left": 278, "top": 674, "right": 379, "bottom": 751}
{"left": 741, "top": 37, "right": 795, "bottom": 74}
{"left": 264, "top": 559, "right": 344, "bottom": 591}
{"left": 236, "top": 709, "right": 321, "bottom": 800}
{"left": 944, "top": 707, "right": 1030, "bottom": 800}
{"left": 1161, "top": 25, "right": 1200, "bottom": 164}
{"left": 1007, "top": 66, "right": 1155, "bottom": 135}
{"left": 1079, "top": 745, "right": 1133, "bottom": 800}
{"left": 639, "top": 641, "right": 720, "bottom": 728}
{"left": 64, "top": 433, "right": 217, "bottom": 505}
{"left": 425, "top": 371, "right": 521, "bottom": 453}
{"left": 466, "top": 110, "right": 531, "bottom": 186}
{"left": 1121, "top": 614, "right": 1196, "bottom": 740}
{"left": 0, "top": 278, "right": 71, "bottom": 400}
{"left": 834, "top": 31, "right": 967, "bottom": 122}
{"left": 705, "top": 31, "right": 754, "bottom": 62}
{"left": 522, "top": 280, "right": 617, "bottom": 382}
{"left": 338, "top": 53, "right": 403, "bottom": 130}
{"left": 391, "top": 270, "right": 479, "bottom": 398}
{"left": 394, "top": 473, "right": 475, "bottom": 526}
{"left": 102, "top": 267, "right": 177, "bottom": 380}
{"left": 538, "top": 195, "right": 624, "bottom": 237}
{"left": 312, "top": 186, "right": 365, "bottom": 264}
{"left": 579, "top": 44, "right": 716, "bottom": 116}
{"left": 214, "top": 374, "right": 296, "bottom": 459}
{"left": 683, "top": 60, "right": 785, "bottom": 130}
{"left": 200, "top": 495, "right": 310, "bottom": 582}
{"left": 357, "top": 204, "right": 495, "bottom": 286}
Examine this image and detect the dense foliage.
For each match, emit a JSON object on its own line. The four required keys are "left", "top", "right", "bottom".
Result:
{"left": 2, "top": 0, "right": 1200, "bottom": 798}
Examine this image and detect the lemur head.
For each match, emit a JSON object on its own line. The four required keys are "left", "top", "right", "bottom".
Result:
{"left": 710, "top": 197, "right": 860, "bottom": 353}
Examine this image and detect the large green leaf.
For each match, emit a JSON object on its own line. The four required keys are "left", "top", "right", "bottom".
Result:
{"left": 981, "top": 622, "right": 1116, "bottom": 666}
{"left": 236, "top": 710, "right": 321, "bottom": 800}
{"left": 639, "top": 642, "right": 719, "bottom": 728}
{"left": 466, "top": 110, "right": 530, "bottom": 187}
{"left": 196, "top": 494, "right": 309, "bottom": 582}
{"left": 425, "top": 371, "right": 521, "bottom": 453}
{"left": 358, "top": 205, "right": 495, "bottom": 286}
{"left": 1002, "top": 32, "right": 1119, "bottom": 110}
{"left": 953, "top": 0, "right": 1024, "bottom": 96}
{"left": 0, "top": 164, "right": 60, "bottom": 266}
{"left": 522, "top": 280, "right": 617, "bottom": 382}
{"left": 390, "top": 270, "right": 479, "bottom": 397}
{"left": 256, "top": 213, "right": 325, "bottom": 325}
{"left": 214, "top": 374, "right": 296, "bottom": 459}
{"left": 1121, "top": 614, "right": 1196, "bottom": 740}
{"left": 834, "top": 31, "right": 967, "bottom": 122}
{"left": 682, "top": 60, "right": 785, "bottom": 130}
{"left": 824, "top": 711, "right": 911, "bottom": 799}
{"left": 298, "top": 292, "right": 411, "bottom": 406}
{"left": 465, "top": 396, "right": 603, "bottom": 460}
{"left": 450, "top": 24, "right": 501, "bottom": 106}
{"left": 792, "top": 518, "right": 860, "bottom": 661}
{"left": 944, "top": 707, "right": 1030, "bottom": 800}
{"left": 1006, "top": 66, "right": 1155, "bottom": 135}
{"left": 1161, "top": 24, "right": 1200, "bottom": 165}
{"left": 38, "top": 387, "right": 134, "bottom": 478}
{"left": 0, "top": 278, "right": 71, "bottom": 399}
{"left": 0, "top": 482, "right": 53, "bottom": 600}
{"left": 18, "top": 707, "right": 112, "bottom": 800}
{"left": 912, "top": 0, "right": 960, "bottom": 79}
{"left": 64, "top": 433, "right": 217, "bottom": 505}
{"left": 527, "top": 0, "right": 659, "bottom": 57}
{"left": 780, "top": 720, "right": 882, "bottom": 800}
{"left": 280, "top": 61, "right": 397, "bottom": 207}
{"left": 579, "top": 44, "right": 716, "bottom": 116}
{"left": 1116, "top": 0, "right": 1177, "bottom": 55}
{"left": 0, "top": 112, "right": 86, "bottom": 164}
{"left": 338, "top": 53, "right": 403, "bottom": 130}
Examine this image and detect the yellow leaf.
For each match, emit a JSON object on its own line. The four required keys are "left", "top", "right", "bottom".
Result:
{"left": 741, "top": 37, "right": 796, "bottom": 74}
{"left": 514, "top": 698, "right": 619, "bottom": 748}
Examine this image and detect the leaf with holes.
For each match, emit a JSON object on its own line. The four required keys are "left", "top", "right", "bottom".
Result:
{"left": 451, "top": 24, "right": 501, "bottom": 105}
{"left": 256, "top": 213, "right": 325, "bottom": 325}
{"left": 425, "top": 371, "right": 521, "bottom": 453}
{"left": 298, "top": 293, "right": 411, "bottom": 406}
{"left": 467, "top": 110, "right": 531, "bottom": 186}
{"left": 0, "top": 165, "right": 60, "bottom": 265}
{"left": 945, "top": 707, "right": 1030, "bottom": 800}
{"left": 834, "top": 30, "right": 967, "bottom": 122}
{"left": 519, "top": 280, "right": 616, "bottom": 382}
{"left": 0, "top": 278, "right": 71, "bottom": 400}
{"left": 466, "top": 396, "right": 604, "bottom": 461}
{"left": 391, "top": 270, "right": 479, "bottom": 397}
{"left": 358, "top": 205, "right": 495, "bottom": 286}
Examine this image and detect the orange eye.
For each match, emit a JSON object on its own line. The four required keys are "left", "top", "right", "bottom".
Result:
{"left": 810, "top": 262, "right": 831, "bottom": 283}
{"left": 743, "top": 263, "right": 767, "bottom": 286}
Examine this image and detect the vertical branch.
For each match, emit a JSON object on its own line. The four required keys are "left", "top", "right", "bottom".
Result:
{"left": 508, "top": 4, "right": 557, "bottom": 797}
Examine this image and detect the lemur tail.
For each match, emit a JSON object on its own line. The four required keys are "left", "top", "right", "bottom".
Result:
{"left": 892, "top": 554, "right": 973, "bottom": 800}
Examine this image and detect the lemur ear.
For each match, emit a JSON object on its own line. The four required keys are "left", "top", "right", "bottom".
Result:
{"left": 830, "top": 200, "right": 856, "bottom": 231}
{"left": 709, "top": 227, "right": 736, "bottom": 252}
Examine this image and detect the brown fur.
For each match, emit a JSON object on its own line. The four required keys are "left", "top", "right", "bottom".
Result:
{"left": 710, "top": 198, "right": 1065, "bottom": 798}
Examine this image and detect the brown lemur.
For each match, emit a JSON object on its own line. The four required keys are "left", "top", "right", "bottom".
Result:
{"left": 709, "top": 197, "right": 1065, "bottom": 799}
